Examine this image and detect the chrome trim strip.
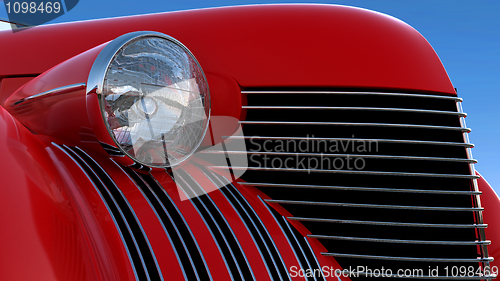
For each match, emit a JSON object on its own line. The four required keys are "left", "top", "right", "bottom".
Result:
{"left": 87, "top": 32, "right": 188, "bottom": 95}
{"left": 139, "top": 173, "right": 211, "bottom": 281}
{"left": 280, "top": 215, "right": 323, "bottom": 281}
{"left": 73, "top": 146, "right": 162, "bottom": 281}
{"left": 308, "top": 235, "right": 491, "bottom": 245}
{"left": 256, "top": 196, "right": 311, "bottom": 281}
{"left": 321, "top": 252, "right": 493, "bottom": 262}
{"left": 288, "top": 217, "right": 487, "bottom": 228}
{"left": 176, "top": 170, "right": 254, "bottom": 281}
{"left": 174, "top": 175, "right": 237, "bottom": 281}
{"left": 211, "top": 166, "right": 480, "bottom": 179}
{"left": 66, "top": 146, "right": 152, "bottom": 280}
{"left": 13, "top": 83, "right": 86, "bottom": 105}
{"left": 112, "top": 162, "right": 188, "bottom": 281}
{"left": 458, "top": 101, "right": 493, "bottom": 269}
{"left": 51, "top": 143, "right": 140, "bottom": 281}
{"left": 242, "top": 106, "right": 467, "bottom": 116}
{"left": 237, "top": 182, "right": 482, "bottom": 195}
{"left": 266, "top": 199, "right": 483, "bottom": 212}
{"left": 202, "top": 150, "right": 476, "bottom": 163}
{"left": 224, "top": 136, "right": 474, "bottom": 148}
{"left": 239, "top": 121, "right": 470, "bottom": 132}
{"left": 213, "top": 173, "right": 291, "bottom": 281}
{"left": 302, "top": 237, "right": 327, "bottom": 281}
{"left": 241, "top": 90, "right": 463, "bottom": 101}
{"left": 205, "top": 172, "right": 275, "bottom": 281}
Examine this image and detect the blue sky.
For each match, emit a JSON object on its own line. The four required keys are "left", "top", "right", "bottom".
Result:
{"left": 1, "top": 0, "right": 499, "bottom": 193}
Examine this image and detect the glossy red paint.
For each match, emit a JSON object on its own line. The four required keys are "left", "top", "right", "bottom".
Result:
{"left": 0, "top": 77, "right": 35, "bottom": 106}
{"left": 0, "top": 106, "right": 136, "bottom": 281}
{"left": 477, "top": 173, "right": 500, "bottom": 269}
{"left": 3, "top": 44, "right": 243, "bottom": 169}
{"left": 0, "top": 4, "right": 497, "bottom": 281}
{"left": 205, "top": 72, "right": 243, "bottom": 120}
{"left": 0, "top": 4, "right": 454, "bottom": 95}
{"left": 3, "top": 42, "right": 106, "bottom": 148}
{"left": 201, "top": 73, "right": 243, "bottom": 147}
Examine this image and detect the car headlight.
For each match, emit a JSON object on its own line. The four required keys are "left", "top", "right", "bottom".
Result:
{"left": 88, "top": 31, "right": 210, "bottom": 168}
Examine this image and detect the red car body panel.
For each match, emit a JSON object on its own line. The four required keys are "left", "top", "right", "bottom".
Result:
{"left": 477, "top": 174, "right": 500, "bottom": 269}
{"left": 0, "top": 106, "right": 136, "bottom": 281}
{"left": 0, "top": 4, "right": 497, "bottom": 281}
{"left": 0, "top": 77, "right": 35, "bottom": 106}
{"left": 0, "top": 4, "right": 454, "bottom": 94}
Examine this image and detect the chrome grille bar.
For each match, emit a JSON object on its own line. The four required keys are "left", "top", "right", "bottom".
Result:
{"left": 239, "top": 121, "right": 471, "bottom": 132}
{"left": 266, "top": 199, "right": 483, "bottom": 211}
{"left": 56, "top": 144, "right": 162, "bottom": 281}
{"left": 288, "top": 217, "right": 487, "bottom": 228}
{"left": 202, "top": 169, "right": 292, "bottom": 281}
{"left": 224, "top": 136, "right": 474, "bottom": 148}
{"left": 238, "top": 182, "right": 482, "bottom": 195}
{"left": 308, "top": 235, "right": 491, "bottom": 245}
{"left": 173, "top": 170, "right": 254, "bottom": 281}
{"left": 257, "top": 195, "right": 325, "bottom": 281}
{"left": 210, "top": 178, "right": 291, "bottom": 281}
{"left": 321, "top": 252, "right": 493, "bottom": 263}
{"left": 212, "top": 166, "right": 480, "bottom": 179}
{"left": 241, "top": 90, "right": 463, "bottom": 101}
{"left": 202, "top": 150, "right": 476, "bottom": 163}
{"left": 240, "top": 89, "right": 492, "bottom": 279}
{"left": 457, "top": 98, "right": 491, "bottom": 268}
{"left": 242, "top": 106, "right": 467, "bottom": 116}
{"left": 120, "top": 168, "right": 212, "bottom": 281}
{"left": 52, "top": 144, "right": 142, "bottom": 281}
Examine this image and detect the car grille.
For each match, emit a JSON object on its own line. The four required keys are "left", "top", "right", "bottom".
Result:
{"left": 55, "top": 145, "right": 163, "bottom": 281}
{"left": 230, "top": 90, "right": 493, "bottom": 279}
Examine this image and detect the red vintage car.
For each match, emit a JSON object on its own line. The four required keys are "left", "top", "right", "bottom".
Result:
{"left": 1, "top": 4, "right": 499, "bottom": 281}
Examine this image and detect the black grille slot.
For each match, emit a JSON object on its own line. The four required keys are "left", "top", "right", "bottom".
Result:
{"left": 198, "top": 165, "right": 292, "bottom": 281}
{"left": 122, "top": 169, "right": 212, "bottom": 281}
{"left": 241, "top": 123, "right": 466, "bottom": 143}
{"left": 259, "top": 195, "right": 327, "bottom": 281}
{"left": 99, "top": 141, "right": 125, "bottom": 157}
{"left": 245, "top": 92, "right": 460, "bottom": 111}
{"left": 55, "top": 144, "right": 162, "bottom": 281}
{"left": 235, "top": 91, "right": 493, "bottom": 280}
{"left": 172, "top": 168, "right": 255, "bottom": 281}
{"left": 245, "top": 108, "right": 462, "bottom": 126}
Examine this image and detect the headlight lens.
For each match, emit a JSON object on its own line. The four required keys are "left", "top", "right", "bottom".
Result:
{"left": 99, "top": 33, "right": 210, "bottom": 167}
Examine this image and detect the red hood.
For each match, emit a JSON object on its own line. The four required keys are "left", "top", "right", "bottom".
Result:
{"left": 0, "top": 4, "right": 455, "bottom": 94}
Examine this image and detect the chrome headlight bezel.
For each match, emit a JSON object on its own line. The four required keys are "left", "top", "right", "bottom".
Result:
{"left": 86, "top": 31, "right": 210, "bottom": 168}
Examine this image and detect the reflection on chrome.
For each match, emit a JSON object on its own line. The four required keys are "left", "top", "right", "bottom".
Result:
{"left": 102, "top": 36, "right": 209, "bottom": 167}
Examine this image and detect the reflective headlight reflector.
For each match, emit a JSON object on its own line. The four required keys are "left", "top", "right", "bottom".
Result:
{"left": 89, "top": 32, "right": 210, "bottom": 168}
